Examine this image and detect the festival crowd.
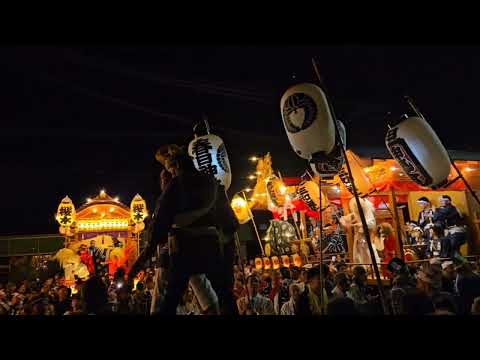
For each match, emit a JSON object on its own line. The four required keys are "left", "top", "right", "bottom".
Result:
{"left": 2, "top": 141, "right": 480, "bottom": 316}
{"left": 2, "top": 256, "right": 480, "bottom": 316}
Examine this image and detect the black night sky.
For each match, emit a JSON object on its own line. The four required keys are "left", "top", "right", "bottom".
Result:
{"left": 1, "top": 45, "right": 480, "bottom": 235}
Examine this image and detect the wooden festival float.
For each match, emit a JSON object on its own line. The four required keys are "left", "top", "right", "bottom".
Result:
{"left": 53, "top": 190, "right": 148, "bottom": 285}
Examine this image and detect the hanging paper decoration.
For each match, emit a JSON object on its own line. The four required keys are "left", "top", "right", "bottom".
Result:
{"left": 188, "top": 133, "right": 232, "bottom": 190}
{"left": 266, "top": 175, "right": 288, "bottom": 210}
{"left": 281, "top": 255, "right": 291, "bottom": 268}
{"left": 386, "top": 116, "right": 451, "bottom": 188}
{"left": 337, "top": 150, "right": 373, "bottom": 197}
{"left": 255, "top": 257, "right": 263, "bottom": 270}
{"left": 56, "top": 196, "right": 76, "bottom": 228}
{"left": 310, "top": 120, "right": 347, "bottom": 178}
{"left": 230, "top": 195, "right": 251, "bottom": 224}
{"left": 130, "top": 194, "right": 148, "bottom": 224}
{"left": 296, "top": 180, "right": 328, "bottom": 213}
{"left": 280, "top": 83, "right": 336, "bottom": 160}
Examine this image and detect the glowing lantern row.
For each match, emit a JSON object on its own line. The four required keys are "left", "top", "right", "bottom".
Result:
{"left": 254, "top": 254, "right": 302, "bottom": 270}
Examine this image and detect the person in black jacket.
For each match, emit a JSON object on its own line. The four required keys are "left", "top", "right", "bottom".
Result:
{"left": 129, "top": 145, "right": 224, "bottom": 315}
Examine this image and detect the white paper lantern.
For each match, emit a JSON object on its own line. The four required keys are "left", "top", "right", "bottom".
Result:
{"left": 188, "top": 133, "right": 232, "bottom": 190}
{"left": 310, "top": 120, "right": 346, "bottom": 178}
{"left": 280, "top": 83, "right": 335, "bottom": 160}
{"left": 386, "top": 116, "right": 451, "bottom": 188}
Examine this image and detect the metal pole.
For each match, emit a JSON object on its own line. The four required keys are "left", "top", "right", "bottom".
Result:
{"left": 390, "top": 187, "right": 405, "bottom": 260}
{"left": 312, "top": 58, "right": 389, "bottom": 314}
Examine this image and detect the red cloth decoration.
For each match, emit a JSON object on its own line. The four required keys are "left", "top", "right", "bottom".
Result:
{"left": 79, "top": 250, "right": 95, "bottom": 275}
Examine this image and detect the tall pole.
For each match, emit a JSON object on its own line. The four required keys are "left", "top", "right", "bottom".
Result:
{"left": 318, "top": 177, "right": 325, "bottom": 315}
{"left": 241, "top": 191, "right": 265, "bottom": 256}
{"left": 390, "top": 187, "right": 405, "bottom": 260}
{"left": 312, "top": 58, "right": 389, "bottom": 314}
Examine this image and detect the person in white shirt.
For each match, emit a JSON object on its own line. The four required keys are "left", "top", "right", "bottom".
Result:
{"left": 237, "top": 275, "right": 274, "bottom": 315}
{"left": 280, "top": 284, "right": 301, "bottom": 315}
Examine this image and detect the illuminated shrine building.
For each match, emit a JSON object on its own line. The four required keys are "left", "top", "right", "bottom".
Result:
{"left": 75, "top": 191, "right": 133, "bottom": 246}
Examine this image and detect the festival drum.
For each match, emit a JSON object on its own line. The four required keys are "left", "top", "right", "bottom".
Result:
{"left": 280, "top": 83, "right": 336, "bottom": 160}
{"left": 188, "top": 133, "right": 232, "bottom": 190}
{"left": 385, "top": 116, "right": 451, "bottom": 188}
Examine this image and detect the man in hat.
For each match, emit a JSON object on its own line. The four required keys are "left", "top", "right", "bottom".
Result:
{"left": 433, "top": 195, "right": 467, "bottom": 259}
{"left": 130, "top": 144, "right": 223, "bottom": 315}
{"left": 416, "top": 196, "right": 435, "bottom": 254}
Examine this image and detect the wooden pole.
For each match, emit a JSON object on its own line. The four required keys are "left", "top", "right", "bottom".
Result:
{"left": 312, "top": 58, "right": 389, "bottom": 315}
{"left": 241, "top": 191, "right": 265, "bottom": 256}
{"left": 389, "top": 187, "right": 405, "bottom": 260}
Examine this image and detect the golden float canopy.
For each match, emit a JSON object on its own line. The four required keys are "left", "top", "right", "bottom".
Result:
{"left": 231, "top": 195, "right": 251, "bottom": 224}
{"left": 130, "top": 194, "right": 148, "bottom": 224}
{"left": 56, "top": 196, "right": 76, "bottom": 228}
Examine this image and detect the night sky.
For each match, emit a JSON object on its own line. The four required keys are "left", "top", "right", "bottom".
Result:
{"left": 1, "top": 45, "right": 480, "bottom": 235}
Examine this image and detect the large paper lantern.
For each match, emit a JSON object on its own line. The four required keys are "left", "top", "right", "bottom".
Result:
{"left": 130, "top": 194, "right": 148, "bottom": 224}
{"left": 188, "top": 133, "right": 232, "bottom": 190}
{"left": 310, "top": 120, "right": 346, "bottom": 178}
{"left": 230, "top": 195, "right": 251, "bottom": 225}
{"left": 296, "top": 180, "right": 328, "bottom": 212}
{"left": 386, "top": 116, "right": 451, "bottom": 188}
{"left": 337, "top": 150, "right": 372, "bottom": 197}
{"left": 280, "top": 83, "right": 336, "bottom": 160}
{"left": 56, "top": 196, "right": 76, "bottom": 228}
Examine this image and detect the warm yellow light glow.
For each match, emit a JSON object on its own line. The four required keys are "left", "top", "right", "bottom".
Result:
{"left": 244, "top": 188, "right": 252, "bottom": 193}
{"left": 390, "top": 166, "right": 398, "bottom": 171}
{"left": 77, "top": 218, "right": 129, "bottom": 231}
{"left": 100, "top": 189, "right": 105, "bottom": 194}
{"left": 248, "top": 175, "right": 256, "bottom": 180}
{"left": 86, "top": 198, "right": 92, "bottom": 203}
{"left": 466, "top": 167, "right": 474, "bottom": 172}
{"left": 231, "top": 197, "right": 248, "bottom": 209}
{"left": 109, "top": 207, "right": 114, "bottom": 212}
{"left": 249, "top": 156, "right": 258, "bottom": 162}
{"left": 255, "top": 171, "right": 262, "bottom": 176}
{"left": 114, "top": 197, "right": 119, "bottom": 202}
{"left": 364, "top": 167, "right": 372, "bottom": 173}
{"left": 279, "top": 185, "right": 287, "bottom": 195}
{"left": 92, "top": 208, "right": 97, "bottom": 213}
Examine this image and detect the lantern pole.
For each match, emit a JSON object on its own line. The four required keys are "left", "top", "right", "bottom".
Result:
{"left": 318, "top": 176, "right": 325, "bottom": 315}
{"left": 239, "top": 191, "right": 265, "bottom": 257}
{"left": 225, "top": 191, "right": 252, "bottom": 308}
{"left": 406, "top": 96, "right": 480, "bottom": 208}
{"left": 312, "top": 58, "right": 389, "bottom": 314}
